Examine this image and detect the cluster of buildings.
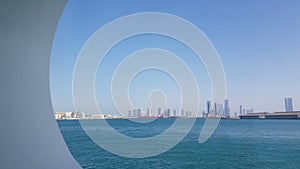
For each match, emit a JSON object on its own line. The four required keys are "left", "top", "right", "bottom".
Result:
{"left": 54, "top": 112, "right": 86, "bottom": 120}
{"left": 239, "top": 98, "right": 300, "bottom": 119}
{"left": 202, "top": 99, "right": 231, "bottom": 118}
{"left": 126, "top": 98, "right": 256, "bottom": 119}
{"left": 199, "top": 97, "right": 299, "bottom": 119}
{"left": 54, "top": 98, "right": 299, "bottom": 120}
{"left": 127, "top": 108, "right": 194, "bottom": 118}
{"left": 54, "top": 111, "right": 123, "bottom": 120}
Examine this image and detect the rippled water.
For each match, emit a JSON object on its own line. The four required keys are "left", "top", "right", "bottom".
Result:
{"left": 58, "top": 119, "right": 300, "bottom": 169}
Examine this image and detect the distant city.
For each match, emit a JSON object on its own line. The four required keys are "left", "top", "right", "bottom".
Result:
{"left": 54, "top": 97, "right": 300, "bottom": 120}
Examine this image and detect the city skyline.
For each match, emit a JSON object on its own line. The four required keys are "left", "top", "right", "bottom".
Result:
{"left": 54, "top": 96, "right": 298, "bottom": 120}
{"left": 66, "top": 97, "right": 297, "bottom": 118}
{"left": 50, "top": 0, "right": 300, "bottom": 115}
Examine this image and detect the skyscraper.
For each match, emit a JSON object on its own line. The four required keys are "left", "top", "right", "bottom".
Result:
{"left": 212, "top": 102, "right": 223, "bottom": 116}
{"left": 158, "top": 108, "right": 162, "bottom": 116}
{"left": 217, "top": 103, "right": 224, "bottom": 116}
{"left": 181, "top": 109, "right": 185, "bottom": 117}
{"left": 213, "top": 102, "right": 217, "bottom": 116}
{"left": 224, "top": 99, "right": 230, "bottom": 118}
{"left": 285, "top": 98, "right": 293, "bottom": 112}
{"left": 172, "top": 109, "right": 177, "bottom": 117}
{"left": 146, "top": 108, "right": 150, "bottom": 117}
{"left": 128, "top": 110, "right": 132, "bottom": 117}
{"left": 206, "top": 100, "right": 212, "bottom": 115}
{"left": 133, "top": 109, "right": 141, "bottom": 117}
{"left": 164, "top": 108, "right": 170, "bottom": 117}
{"left": 239, "top": 105, "right": 243, "bottom": 115}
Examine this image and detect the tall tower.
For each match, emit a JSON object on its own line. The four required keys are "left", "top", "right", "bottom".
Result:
{"left": 206, "top": 100, "right": 211, "bottom": 115}
{"left": 146, "top": 108, "right": 150, "bottom": 117}
{"left": 224, "top": 99, "right": 230, "bottom": 118}
{"left": 285, "top": 98, "right": 293, "bottom": 112}
{"left": 172, "top": 109, "right": 177, "bottom": 117}
{"left": 181, "top": 109, "right": 185, "bottom": 117}
{"left": 217, "top": 103, "right": 224, "bottom": 116}
{"left": 158, "top": 108, "right": 162, "bottom": 116}
{"left": 213, "top": 102, "right": 217, "bottom": 116}
{"left": 239, "top": 105, "right": 243, "bottom": 115}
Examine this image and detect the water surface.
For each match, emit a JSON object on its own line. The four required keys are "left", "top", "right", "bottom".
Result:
{"left": 58, "top": 119, "right": 300, "bottom": 169}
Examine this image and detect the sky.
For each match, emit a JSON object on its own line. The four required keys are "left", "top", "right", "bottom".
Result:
{"left": 50, "top": 0, "right": 300, "bottom": 115}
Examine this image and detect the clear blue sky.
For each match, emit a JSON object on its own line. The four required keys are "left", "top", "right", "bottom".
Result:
{"left": 51, "top": 0, "right": 300, "bottom": 115}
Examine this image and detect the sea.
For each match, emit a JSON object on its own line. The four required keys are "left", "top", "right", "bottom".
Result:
{"left": 58, "top": 118, "right": 300, "bottom": 169}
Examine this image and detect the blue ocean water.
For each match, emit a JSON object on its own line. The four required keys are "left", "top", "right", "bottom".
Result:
{"left": 58, "top": 119, "right": 300, "bottom": 169}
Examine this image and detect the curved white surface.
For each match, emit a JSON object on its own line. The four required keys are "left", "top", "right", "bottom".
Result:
{"left": 0, "top": 0, "right": 82, "bottom": 168}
